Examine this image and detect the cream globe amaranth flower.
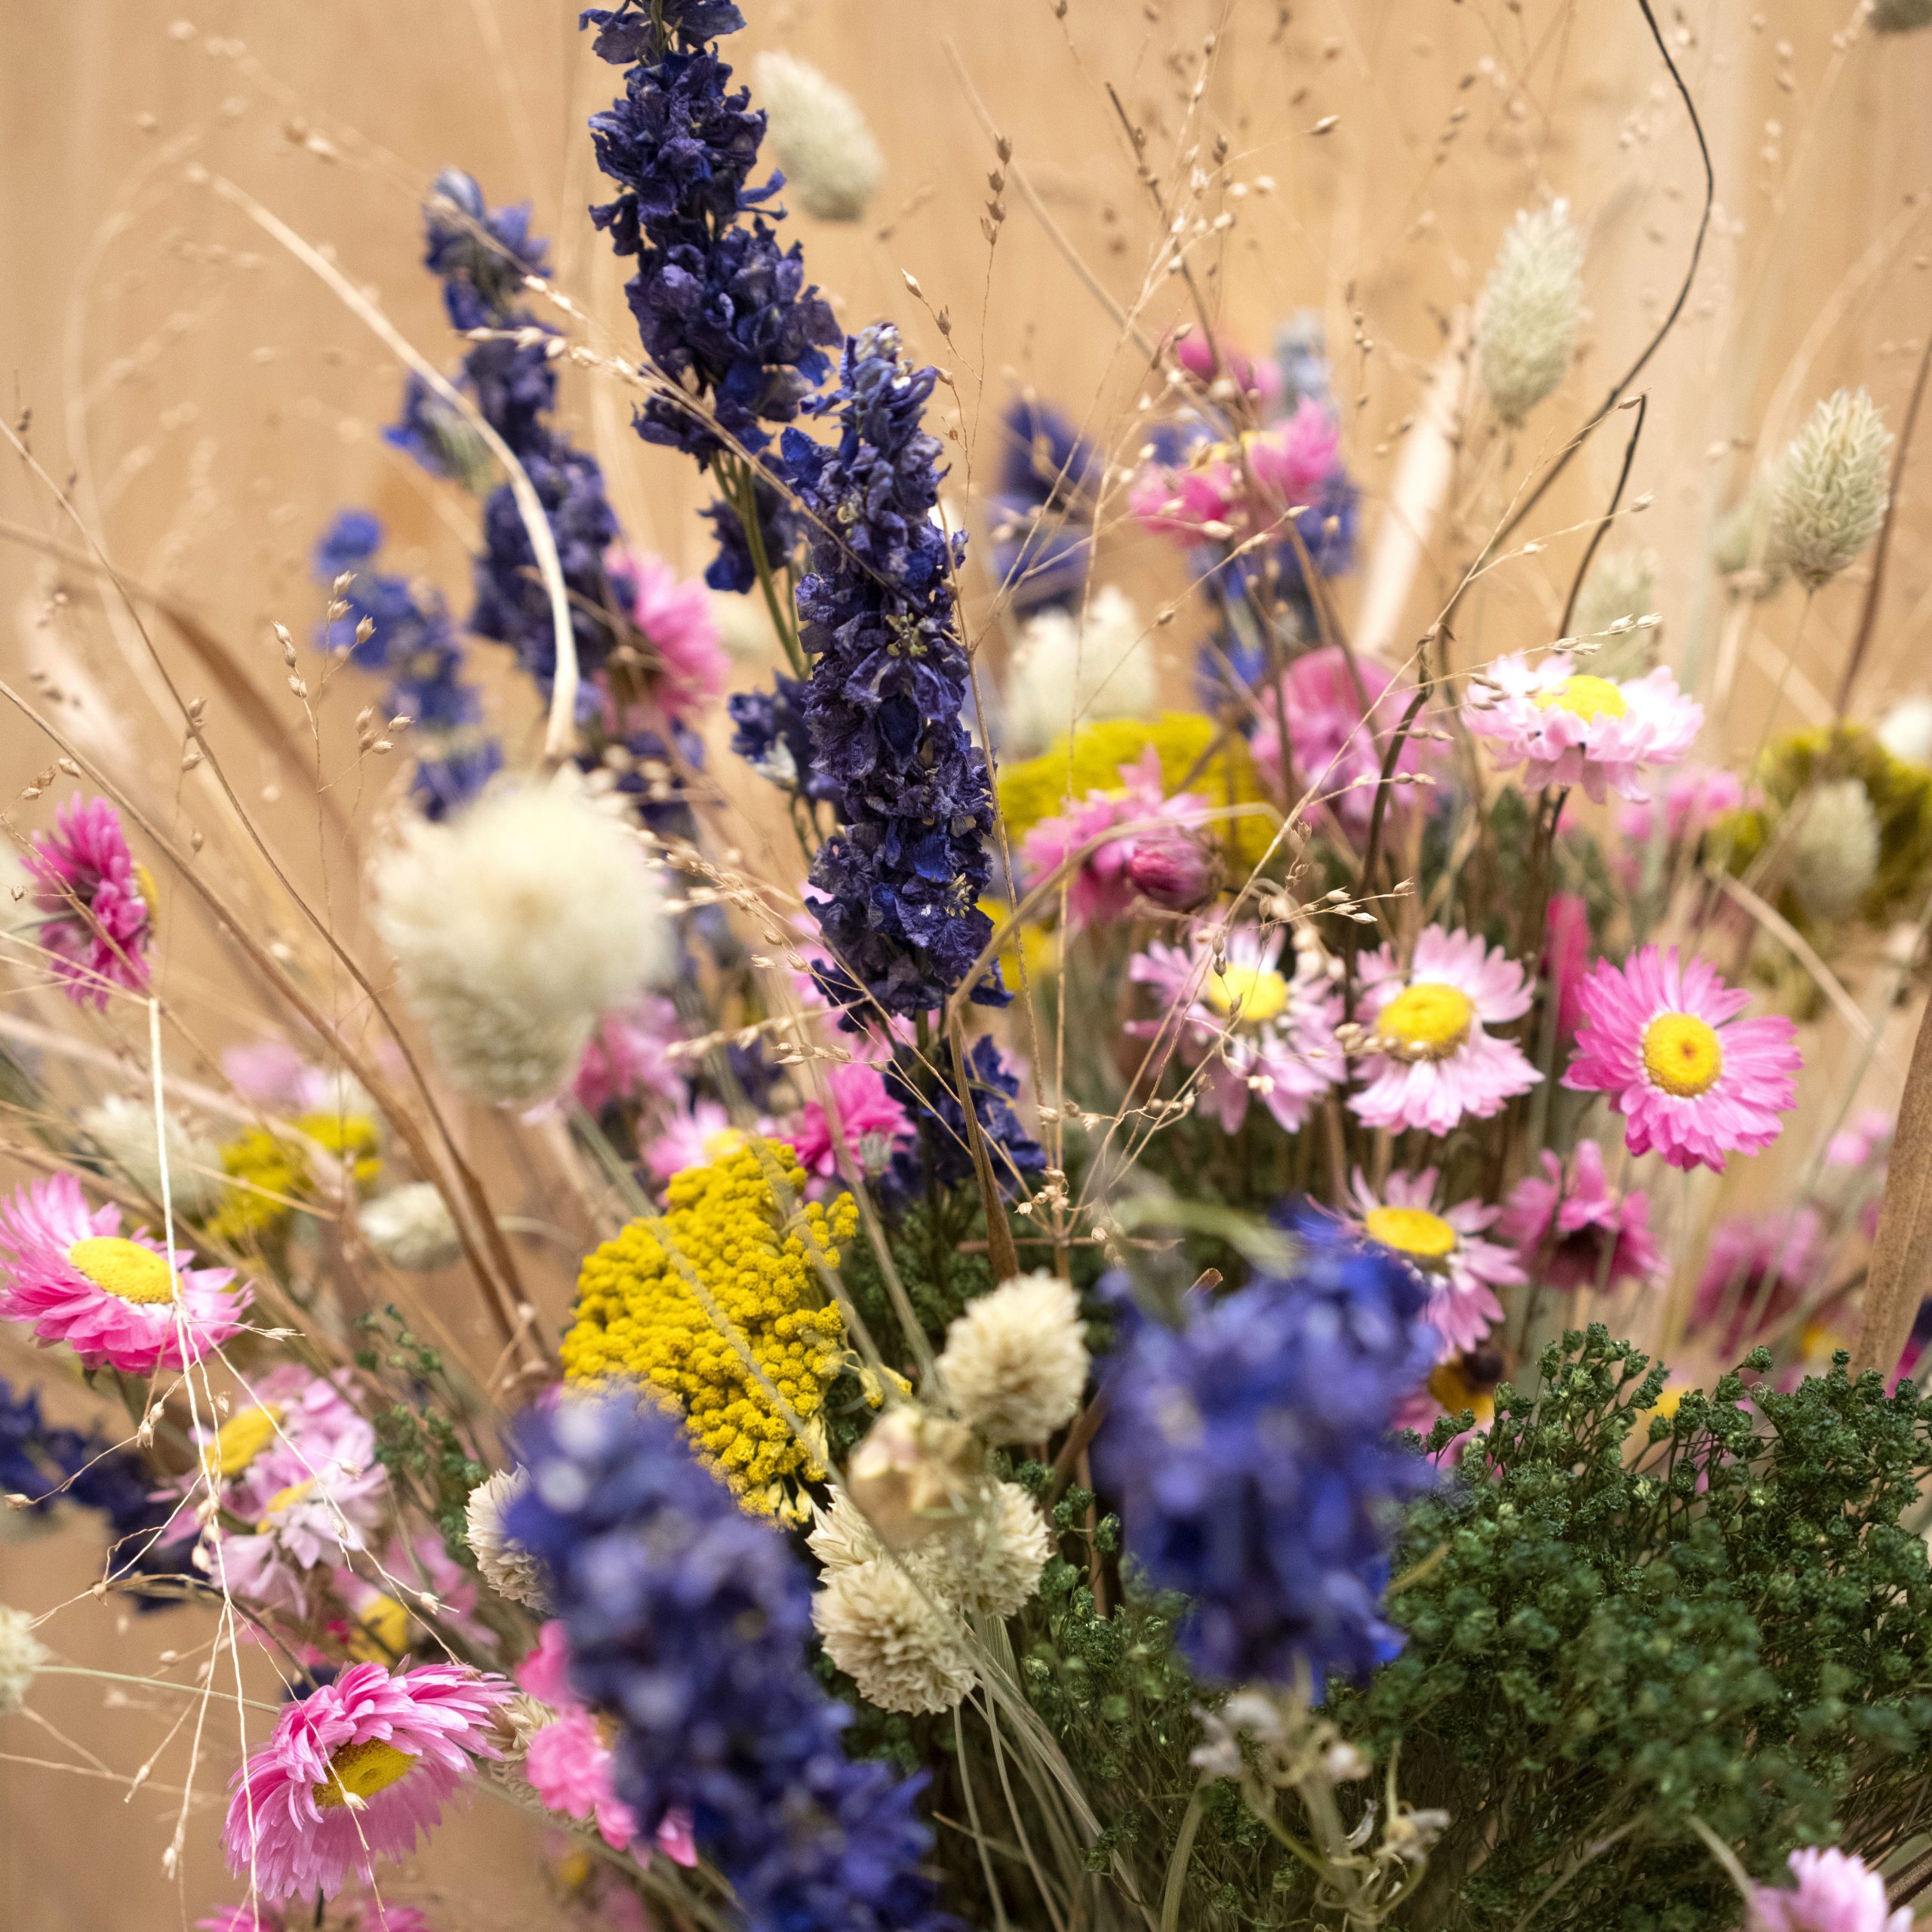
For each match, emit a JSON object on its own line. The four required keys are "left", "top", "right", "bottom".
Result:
{"left": 926, "top": 1479, "right": 1053, "bottom": 1620}
{"left": 1878, "top": 693, "right": 1932, "bottom": 768}
{"left": 465, "top": 1468, "right": 550, "bottom": 1611}
{"left": 1003, "top": 586, "right": 1158, "bottom": 758}
{"left": 1770, "top": 389, "right": 1893, "bottom": 588}
{"left": 1571, "top": 548, "right": 1660, "bottom": 681}
{"left": 1478, "top": 202, "right": 1584, "bottom": 426}
{"left": 750, "top": 51, "right": 885, "bottom": 223}
{"left": 371, "top": 780, "right": 674, "bottom": 1104}
{"left": 0, "top": 1604, "right": 48, "bottom": 1717}
{"left": 78, "top": 1094, "right": 226, "bottom": 1217}
{"left": 358, "top": 1181, "right": 462, "bottom": 1272}
{"left": 937, "top": 1269, "right": 1089, "bottom": 1443}
{"left": 1789, "top": 779, "right": 1880, "bottom": 921}
{"left": 813, "top": 1557, "right": 974, "bottom": 1715}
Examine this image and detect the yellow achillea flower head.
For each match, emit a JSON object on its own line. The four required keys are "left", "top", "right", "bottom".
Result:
{"left": 561, "top": 1140, "right": 854, "bottom": 1513}
{"left": 205, "top": 1112, "right": 383, "bottom": 1247}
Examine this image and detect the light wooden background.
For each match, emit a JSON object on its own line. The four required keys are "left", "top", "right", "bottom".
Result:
{"left": 2, "top": 1, "right": 1930, "bottom": 1926}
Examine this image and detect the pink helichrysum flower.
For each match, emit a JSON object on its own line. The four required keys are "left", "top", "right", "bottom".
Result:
{"left": 1561, "top": 945, "right": 1801, "bottom": 1172}
{"left": 358, "top": 1908, "right": 432, "bottom": 1932}
{"left": 219, "top": 1459, "right": 390, "bottom": 1617}
{"left": 1127, "top": 452, "right": 1237, "bottom": 540}
{"left": 334, "top": 1533, "right": 491, "bottom": 1661}
{"left": 572, "top": 995, "right": 686, "bottom": 1116}
{"left": 0, "top": 1173, "right": 250, "bottom": 1375}
{"left": 1497, "top": 1140, "right": 1661, "bottom": 1292}
{"left": 1168, "top": 324, "right": 1283, "bottom": 406}
{"left": 789, "top": 1060, "right": 913, "bottom": 1181}
{"left": 1465, "top": 653, "right": 1703, "bottom": 804}
{"left": 221, "top": 1662, "right": 515, "bottom": 1902}
{"left": 198, "top": 1909, "right": 281, "bottom": 1932}
{"left": 24, "top": 795, "right": 155, "bottom": 1007}
{"left": 1543, "top": 892, "right": 1592, "bottom": 1040}
{"left": 1749, "top": 1847, "right": 1911, "bottom": 1932}
{"left": 1617, "top": 763, "right": 1746, "bottom": 849}
{"left": 639, "top": 1097, "right": 771, "bottom": 1186}
{"left": 1250, "top": 646, "right": 1442, "bottom": 833}
{"left": 1346, "top": 1168, "right": 1522, "bottom": 1356}
{"left": 1128, "top": 924, "right": 1345, "bottom": 1134}
{"left": 1694, "top": 1208, "right": 1823, "bottom": 1355}
{"left": 1351, "top": 927, "right": 1542, "bottom": 1136}
{"left": 1242, "top": 399, "right": 1341, "bottom": 505}
{"left": 614, "top": 551, "right": 729, "bottom": 725}
{"left": 1826, "top": 1106, "right": 1894, "bottom": 1171}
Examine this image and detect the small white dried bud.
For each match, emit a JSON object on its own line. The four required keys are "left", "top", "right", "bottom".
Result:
{"left": 1002, "top": 586, "right": 1158, "bottom": 758}
{"left": 78, "top": 1096, "right": 226, "bottom": 1217}
{"left": 1478, "top": 202, "right": 1584, "bottom": 426}
{"left": 357, "top": 1181, "right": 463, "bottom": 1272}
{"left": 1789, "top": 778, "right": 1880, "bottom": 921}
{"left": 1769, "top": 389, "right": 1893, "bottom": 588}
{"left": 0, "top": 1604, "right": 48, "bottom": 1717}
{"left": 1712, "top": 476, "right": 1787, "bottom": 600}
{"left": 937, "top": 1269, "right": 1089, "bottom": 1443}
{"left": 464, "top": 1469, "right": 550, "bottom": 1611}
{"left": 752, "top": 52, "right": 885, "bottom": 223}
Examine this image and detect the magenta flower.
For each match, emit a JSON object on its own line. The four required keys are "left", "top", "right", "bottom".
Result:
{"left": 1497, "top": 1140, "right": 1661, "bottom": 1292}
{"left": 25, "top": 795, "right": 155, "bottom": 1008}
{"left": 1749, "top": 1847, "right": 1911, "bottom": 1932}
{"left": 1352, "top": 926, "right": 1542, "bottom": 1136}
{"left": 1562, "top": 945, "right": 1801, "bottom": 1172}
{"left": 1466, "top": 654, "right": 1703, "bottom": 804}
{"left": 198, "top": 1909, "right": 280, "bottom": 1932}
{"left": 221, "top": 1662, "right": 515, "bottom": 1901}
{"left": 1694, "top": 1208, "right": 1823, "bottom": 1355}
{"left": 789, "top": 1060, "right": 912, "bottom": 1181}
{"left": 616, "top": 550, "right": 728, "bottom": 724}
{"left": 1346, "top": 1167, "right": 1522, "bottom": 1356}
{"left": 1167, "top": 324, "right": 1282, "bottom": 406}
{"left": 1617, "top": 762, "right": 1746, "bottom": 850}
{"left": 0, "top": 1173, "right": 249, "bottom": 1375}
{"left": 1244, "top": 398, "right": 1341, "bottom": 504}
{"left": 1251, "top": 646, "right": 1442, "bottom": 833}
{"left": 639, "top": 1097, "right": 761, "bottom": 1186}
{"left": 1127, "top": 454, "right": 1237, "bottom": 540}
{"left": 1543, "top": 891, "right": 1592, "bottom": 1040}
{"left": 219, "top": 1457, "right": 389, "bottom": 1617}
{"left": 572, "top": 995, "right": 686, "bottom": 1115}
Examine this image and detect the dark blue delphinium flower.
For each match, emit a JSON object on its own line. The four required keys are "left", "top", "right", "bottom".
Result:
{"left": 727, "top": 672, "right": 840, "bottom": 807}
{"left": 421, "top": 166, "right": 551, "bottom": 331}
{"left": 987, "top": 395, "right": 1097, "bottom": 613}
{"left": 786, "top": 325, "right": 1004, "bottom": 1020}
{"left": 884, "top": 1035, "right": 1044, "bottom": 1199}
{"left": 507, "top": 1392, "right": 951, "bottom": 1932}
{"left": 1096, "top": 1206, "right": 1436, "bottom": 1690}
{"left": 701, "top": 478, "right": 801, "bottom": 594}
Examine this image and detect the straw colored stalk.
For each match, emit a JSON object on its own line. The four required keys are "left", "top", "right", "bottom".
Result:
{"left": 1850, "top": 997, "right": 1932, "bottom": 1377}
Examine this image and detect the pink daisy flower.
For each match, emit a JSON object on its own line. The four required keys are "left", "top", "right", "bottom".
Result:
{"left": 1693, "top": 1208, "right": 1823, "bottom": 1355}
{"left": 572, "top": 995, "right": 686, "bottom": 1116}
{"left": 221, "top": 1661, "right": 515, "bottom": 1901}
{"left": 0, "top": 1173, "right": 250, "bottom": 1375}
{"left": 24, "top": 795, "right": 155, "bottom": 1007}
{"left": 789, "top": 1060, "right": 913, "bottom": 1182}
{"left": 198, "top": 1909, "right": 280, "bottom": 1932}
{"left": 1129, "top": 924, "right": 1345, "bottom": 1134}
{"left": 615, "top": 551, "right": 728, "bottom": 725}
{"left": 1168, "top": 324, "right": 1283, "bottom": 407}
{"left": 1616, "top": 763, "right": 1746, "bottom": 851}
{"left": 1243, "top": 398, "right": 1341, "bottom": 505}
{"left": 1251, "top": 646, "right": 1442, "bottom": 833}
{"left": 359, "top": 1908, "right": 432, "bottom": 1932}
{"left": 1561, "top": 946, "right": 1801, "bottom": 1171}
{"left": 219, "top": 1457, "right": 389, "bottom": 1617}
{"left": 1497, "top": 1140, "right": 1661, "bottom": 1292}
{"left": 1346, "top": 1168, "right": 1522, "bottom": 1356}
{"left": 1128, "top": 450, "right": 1236, "bottom": 540}
{"left": 1750, "top": 1847, "right": 1911, "bottom": 1932}
{"left": 1465, "top": 654, "right": 1703, "bottom": 804}
{"left": 640, "top": 1098, "right": 772, "bottom": 1187}
{"left": 1351, "top": 927, "right": 1542, "bottom": 1136}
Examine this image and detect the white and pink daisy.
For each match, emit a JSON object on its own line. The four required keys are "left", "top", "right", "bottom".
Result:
{"left": 24, "top": 795, "right": 155, "bottom": 1007}
{"left": 219, "top": 1457, "right": 390, "bottom": 1617}
{"left": 1351, "top": 927, "right": 1542, "bottom": 1136}
{"left": 1497, "top": 1140, "right": 1661, "bottom": 1292}
{"left": 1465, "top": 653, "right": 1703, "bottom": 804}
{"left": 189, "top": 1366, "right": 376, "bottom": 1531}
{"left": 789, "top": 1060, "right": 913, "bottom": 1182}
{"left": 615, "top": 551, "right": 729, "bottom": 725}
{"left": 1129, "top": 924, "right": 1345, "bottom": 1134}
{"left": 0, "top": 1173, "right": 250, "bottom": 1375}
{"left": 1561, "top": 945, "right": 1801, "bottom": 1172}
{"left": 1749, "top": 1847, "right": 1911, "bottom": 1932}
{"left": 1346, "top": 1168, "right": 1522, "bottom": 1356}
{"left": 221, "top": 1661, "right": 515, "bottom": 1901}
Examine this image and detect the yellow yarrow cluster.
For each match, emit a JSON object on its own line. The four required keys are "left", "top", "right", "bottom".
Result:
{"left": 205, "top": 1112, "right": 383, "bottom": 1247}
{"left": 561, "top": 1140, "right": 854, "bottom": 1513}
{"left": 995, "top": 712, "right": 1281, "bottom": 873}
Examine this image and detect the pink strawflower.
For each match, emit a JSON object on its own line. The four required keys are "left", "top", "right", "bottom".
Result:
{"left": 1352, "top": 927, "right": 1542, "bottom": 1135}
{"left": 219, "top": 1458, "right": 390, "bottom": 1617}
{"left": 221, "top": 1662, "right": 515, "bottom": 1902}
{"left": 333, "top": 1533, "right": 491, "bottom": 1661}
{"left": 198, "top": 1909, "right": 280, "bottom": 1932}
{"left": 1129, "top": 924, "right": 1345, "bottom": 1134}
{"left": 641, "top": 1098, "right": 770, "bottom": 1186}
{"left": 1497, "top": 1141, "right": 1661, "bottom": 1292}
{"left": 1251, "top": 646, "right": 1442, "bottom": 832}
{"left": 0, "top": 1173, "right": 250, "bottom": 1374}
{"left": 615, "top": 551, "right": 728, "bottom": 724}
{"left": 1543, "top": 892, "right": 1592, "bottom": 1040}
{"left": 25, "top": 795, "right": 154, "bottom": 1007}
{"left": 1346, "top": 1168, "right": 1522, "bottom": 1357}
{"left": 1561, "top": 945, "right": 1801, "bottom": 1172}
{"left": 359, "top": 1908, "right": 432, "bottom": 1932}
{"left": 1128, "top": 452, "right": 1236, "bottom": 540}
{"left": 789, "top": 1060, "right": 912, "bottom": 1181}
{"left": 195, "top": 1365, "right": 377, "bottom": 1509}
{"left": 1243, "top": 399, "right": 1341, "bottom": 504}
{"left": 1466, "top": 654, "right": 1703, "bottom": 804}
{"left": 1749, "top": 1847, "right": 1910, "bottom": 1932}
{"left": 1694, "top": 1208, "right": 1823, "bottom": 1355}
{"left": 1168, "top": 325, "right": 1283, "bottom": 406}
{"left": 573, "top": 995, "right": 686, "bottom": 1115}
{"left": 1617, "top": 764, "right": 1746, "bottom": 848}
{"left": 1826, "top": 1106, "right": 1894, "bottom": 1172}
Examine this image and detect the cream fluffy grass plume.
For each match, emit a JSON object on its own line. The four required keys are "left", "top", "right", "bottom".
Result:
{"left": 371, "top": 781, "right": 674, "bottom": 1103}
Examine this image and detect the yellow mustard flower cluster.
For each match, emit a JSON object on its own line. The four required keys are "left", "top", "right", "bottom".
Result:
{"left": 561, "top": 1140, "right": 855, "bottom": 1512}
{"left": 205, "top": 1112, "right": 383, "bottom": 1247}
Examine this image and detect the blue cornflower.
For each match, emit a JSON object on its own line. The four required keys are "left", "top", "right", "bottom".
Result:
{"left": 1096, "top": 1208, "right": 1436, "bottom": 1690}
{"left": 987, "top": 396, "right": 1097, "bottom": 612}
{"left": 507, "top": 1392, "right": 950, "bottom": 1932}
{"left": 785, "top": 325, "right": 1004, "bottom": 1019}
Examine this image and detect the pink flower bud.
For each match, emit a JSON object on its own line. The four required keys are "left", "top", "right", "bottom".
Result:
{"left": 1126, "top": 831, "right": 1223, "bottom": 913}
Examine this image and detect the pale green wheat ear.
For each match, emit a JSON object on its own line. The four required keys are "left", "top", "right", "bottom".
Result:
{"left": 1768, "top": 388, "right": 1894, "bottom": 589}
{"left": 751, "top": 51, "right": 885, "bottom": 223}
{"left": 1478, "top": 202, "right": 1585, "bottom": 428}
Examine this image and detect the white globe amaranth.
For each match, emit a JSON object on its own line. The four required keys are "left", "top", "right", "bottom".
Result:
{"left": 0, "top": 1604, "right": 48, "bottom": 1718}
{"left": 371, "top": 780, "right": 674, "bottom": 1103}
{"left": 1877, "top": 694, "right": 1932, "bottom": 769}
{"left": 1769, "top": 389, "right": 1893, "bottom": 589}
{"left": 1002, "top": 586, "right": 1158, "bottom": 758}
{"left": 358, "top": 1181, "right": 463, "bottom": 1272}
{"left": 937, "top": 1268, "right": 1089, "bottom": 1443}
{"left": 1789, "top": 779, "right": 1881, "bottom": 922}
{"left": 78, "top": 1094, "right": 226, "bottom": 1217}
{"left": 812, "top": 1557, "right": 974, "bottom": 1715}
{"left": 464, "top": 1468, "right": 550, "bottom": 1612}
{"left": 923, "top": 1479, "right": 1053, "bottom": 1620}
{"left": 1478, "top": 202, "right": 1585, "bottom": 427}
{"left": 752, "top": 51, "right": 885, "bottom": 223}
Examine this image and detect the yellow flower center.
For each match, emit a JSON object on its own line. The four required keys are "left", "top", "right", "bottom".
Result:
{"left": 1376, "top": 982, "right": 1475, "bottom": 1060}
{"left": 206, "top": 1404, "right": 283, "bottom": 1480}
{"left": 1640, "top": 1012, "right": 1724, "bottom": 1098}
{"left": 66, "top": 1235, "right": 177, "bottom": 1306}
{"left": 1427, "top": 1359, "right": 1496, "bottom": 1428}
{"left": 313, "top": 1738, "right": 417, "bottom": 1810}
{"left": 1365, "top": 1204, "right": 1459, "bottom": 1264}
{"left": 1206, "top": 963, "right": 1291, "bottom": 1026}
{"left": 133, "top": 861, "right": 162, "bottom": 928}
{"left": 259, "top": 1477, "right": 315, "bottom": 1519}
{"left": 1534, "top": 674, "right": 1628, "bottom": 722}
{"left": 347, "top": 1594, "right": 411, "bottom": 1663}
{"left": 700, "top": 1126, "right": 749, "bottom": 1164}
